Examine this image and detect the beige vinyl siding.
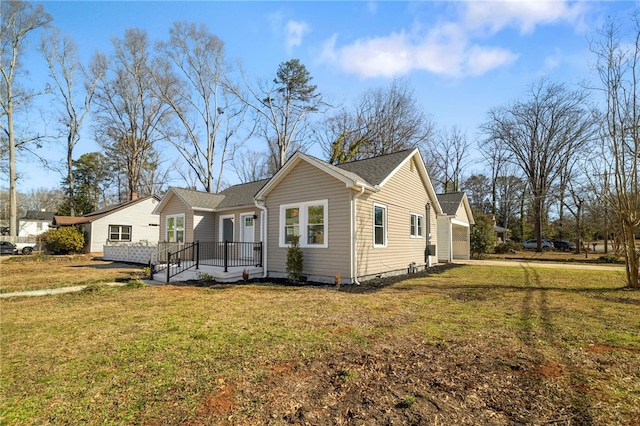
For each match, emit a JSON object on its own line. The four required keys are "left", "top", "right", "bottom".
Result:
{"left": 91, "top": 198, "right": 160, "bottom": 253}
{"left": 264, "top": 160, "right": 351, "bottom": 282}
{"left": 159, "top": 194, "right": 194, "bottom": 243}
{"left": 194, "top": 212, "right": 215, "bottom": 242}
{"left": 455, "top": 202, "right": 470, "bottom": 223}
{"left": 356, "top": 156, "right": 437, "bottom": 277}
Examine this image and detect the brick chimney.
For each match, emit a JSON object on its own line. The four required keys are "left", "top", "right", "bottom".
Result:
{"left": 131, "top": 192, "right": 138, "bottom": 200}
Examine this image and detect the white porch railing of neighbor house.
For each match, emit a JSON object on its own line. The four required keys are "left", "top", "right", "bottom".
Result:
{"left": 152, "top": 241, "right": 263, "bottom": 283}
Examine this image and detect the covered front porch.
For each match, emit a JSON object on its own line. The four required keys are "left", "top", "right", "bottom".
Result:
{"left": 151, "top": 241, "right": 264, "bottom": 283}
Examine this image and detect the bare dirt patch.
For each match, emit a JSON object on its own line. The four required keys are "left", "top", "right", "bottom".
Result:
{"left": 234, "top": 338, "right": 598, "bottom": 425}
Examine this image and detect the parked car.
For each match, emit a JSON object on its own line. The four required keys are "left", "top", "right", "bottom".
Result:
{"left": 552, "top": 240, "right": 576, "bottom": 251}
{"left": 522, "top": 239, "right": 554, "bottom": 250}
{"left": 0, "top": 241, "right": 17, "bottom": 255}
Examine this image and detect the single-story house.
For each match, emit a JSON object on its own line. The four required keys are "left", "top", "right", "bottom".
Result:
{"left": 153, "top": 149, "right": 443, "bottom": 284}
{"left": 53, "top": 195, "right": 160, "bottom": 254}
{"left": 18, "top": 210, "right": 55, "bottom": 237}
{"left": 436, "top": 192, "right": 475, "bottom": 262}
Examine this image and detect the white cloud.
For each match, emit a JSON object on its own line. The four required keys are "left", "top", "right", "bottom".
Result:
{"left": 464, "top": 0, "right": 590, "bottom": 35}
{"left": 318, "top": 0, "right": 586, "bottom": 79}
{"left": 322, "top": 23, "right": 517, "bottom": 78}
{"left": 285, "top": 20, "right": 309, "bottom": 52}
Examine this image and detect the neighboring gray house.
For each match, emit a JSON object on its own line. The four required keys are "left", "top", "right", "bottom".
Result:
{"left": 53, "top": 195, "right": 160, "bottom": 254}
{"left": 153, "top": 149, "right": 443, "bottom": 283}
{"left": 436, "top": 192, "right": 474, "bottom": 262}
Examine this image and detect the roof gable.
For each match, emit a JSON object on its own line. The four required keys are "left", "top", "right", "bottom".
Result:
{"left": 255, "top": 152, "right": 376, "bottom": 200}
{"left": 255, "top": 149, "right": 442, "bottom": 214}
{"left": 436, "top": 192, "right": 475, "bottom": 224}
{"left": 55, "top": 195, "right": 159, "bottom": 226}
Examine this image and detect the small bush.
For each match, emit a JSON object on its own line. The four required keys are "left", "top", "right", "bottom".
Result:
{"left": 470, "top": 215, "right": 497, "bottom": 259}
{"left": 494, "top": 241, "right": 520, "bottom": 254}
{"left": 125, "top": 279, "right": 146, "bottom": 289}
{"left": 597, "top": 255, "right": 621, "bottom": 264}
{"left": 42, "top": 227, "right": 85, "bottom": 254}
{"left": 286, "top": 236, "right": 304, "bottom": 283}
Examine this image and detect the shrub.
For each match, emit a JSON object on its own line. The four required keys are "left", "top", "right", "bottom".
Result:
{"left": 470, "top": 215, "right": 497, "bottom": 259}
{"left": 494, "top": 241, "right": 520, "bottom": 254}
{"left": 42, "top": 227, "right": 85, "bottom": 254}
{"left": 286, "top": 236, "right": 304, "bottom": 283}
{"left": 597, "top": 255, "right": 622, "bottom": 264}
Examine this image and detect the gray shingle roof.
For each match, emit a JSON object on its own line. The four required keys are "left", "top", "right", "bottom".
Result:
{"left": 22, "top": 211, "right": 55, "bottom": 221}
{"left": 436, "top": 192, "right": 465, "bottom": 215}
{"left": 171, "top": 187, "right": 225, "bottom": 210}
{"left": 217, "top": 179, "right": 269, "bottom": 209}
{"left": 335, "top": 150, "right": 413, "bottom": 186}
{"left": 170, "top": 179, "right": 269, "bottom": 211}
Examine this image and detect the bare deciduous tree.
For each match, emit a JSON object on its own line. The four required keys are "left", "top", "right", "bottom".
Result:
{"left": 320, "top": 78, "right": 435, "bottom": 164}
{"left": 591, "top": 15, "right": 640, "bottom": 289}
{"left": 41, "top": 27, "right": 106, "bottom": 216}
{"left": 429, "top": 126, "right": 471, "bottom": 193}
{"left": 232, "top": 148, "right": 270, "bottom": 183}
{"left": 481, "top": 78, "right": 597, "bottom": 251}
{"left": 1, "top": 0, "right": 52, "bottom": 235}
{"left": 93, "top": 28, "right": 172, "bottom": 201}
{"left": 155, "top": 22, "right": 251, "bottom": 193}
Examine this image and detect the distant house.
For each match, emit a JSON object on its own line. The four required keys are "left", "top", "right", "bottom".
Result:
{"left": 153, "top": 149, "right": 443, "bottom": 283}
{"left": 53, "top": 195, "right": 160, "bottom": 254}
{"left": 18, "top": 211, "right": 55, "bottom": 237}
{"left": 436, "top": 192, "right": 475, "bottom": 262}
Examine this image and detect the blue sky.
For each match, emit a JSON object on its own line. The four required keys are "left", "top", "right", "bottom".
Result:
{"left": 12, "top": 0, "right": 632, "bottom": 193}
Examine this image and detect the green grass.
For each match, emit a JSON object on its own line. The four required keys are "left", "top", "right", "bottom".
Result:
{"left": 1, "top": 264, "right": 639, "bottom": 424}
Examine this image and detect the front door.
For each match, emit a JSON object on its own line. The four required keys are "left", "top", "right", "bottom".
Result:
{"left": 240, "top": 215, "right": 255, "bottom": 260}
{"left": 241, "top": 215, "right": 254, "bottom": 243}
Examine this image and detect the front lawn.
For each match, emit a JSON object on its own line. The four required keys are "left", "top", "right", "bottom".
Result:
{"left": 1, "top": 261, "right": 638, "bottom": 424}
{"left": 0, "top": 254, "right": 145, "bottom": 293}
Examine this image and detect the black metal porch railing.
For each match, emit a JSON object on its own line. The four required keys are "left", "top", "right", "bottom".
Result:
{"left": 197, "top": 241, "right": 263, "bottom": 271}
{"left": 152, "top": 241, "right": 263, "bottom": 283}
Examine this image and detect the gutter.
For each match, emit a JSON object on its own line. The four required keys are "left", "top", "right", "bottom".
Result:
{"left": 425, "top": 203, "right": 432, "bottom": 268}
{"left": 351, "top": 185, "right": 366, "bottom": 285}
{"left": 255, "top": 200, "right": 268, "bottom": 278}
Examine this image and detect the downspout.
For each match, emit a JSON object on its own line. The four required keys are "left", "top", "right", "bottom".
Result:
{"left": 255, "top": 200, "right": 268, "bottom": 278}
{"left": 352, "top": 185, "right": 365, "bottom": 285}
{"left": 425, "top": 203, "right": 432, "bottom": 267}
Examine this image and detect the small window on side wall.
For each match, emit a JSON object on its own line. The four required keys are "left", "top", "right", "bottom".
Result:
{"left": 374, "top": 204, "right": 387, "bottom": 247}
{"left": 109, "top": 225, "right": 132, "bottom": 242}
{"left": 410, "top": 213, "right": 424, "bottom": 238}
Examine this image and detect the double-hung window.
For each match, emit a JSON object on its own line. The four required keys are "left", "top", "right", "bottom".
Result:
{"left": 410, "top": 213, "right": 424, "bottom": 238}
{"left": 373, "top": 204, "right": 387, "bottom": 247}
{"left": 166, "top": 214, "right": 185, "bottom": 243}
{"left": 109, "top": 225, "right": 132, "bottom": 242}
{"left": 280, "top": 200, "right": 328, "bottom": 248}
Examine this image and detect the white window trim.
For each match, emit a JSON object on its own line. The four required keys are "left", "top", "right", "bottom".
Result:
{"left": 109, "top": 224, "right": 132, "bottom": 242}
{"left": 219, "top": 214, "right": 235, "bottom": 242}
{"left": 410, "top": 213, "right": 424, "bottom": 238}
{"left": 166, "top": 214, "right": 185, "bottom": 243}
{"left": 279, "top": 199, "right": 328, "bottom": 248}
{"left": 373, "top": 203, "right": 387, "bottom": 248}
